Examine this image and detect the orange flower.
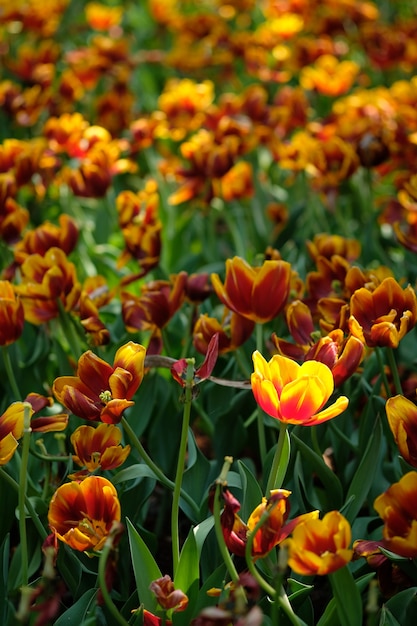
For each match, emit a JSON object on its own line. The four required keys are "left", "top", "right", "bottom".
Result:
{"left": 300, "top": 55, "right": 360, "bottom": 97}
{"left": 0, "top": 280, "right": 25, "bottom": 346}
{"left": 373, "top": 472, "right": 417, "bottom": 558}
{"left": 193, "top": 309, "right": 255, "bottom": 355}
{"left": 25, "top": 393, "right": 68, "bottom": 433}
{"left": 47, "top": 476, "right": 121, "bottom": 552}
{"left": 211, "top": 256, "right": 292, "bottom": 324}
{"left": 12, "top": 214, "right": 79, "bottom": 266}
{"left": 385, "top": 395, "right": 417, "bottom": 467}
{"left": 15, "top": 247, "right": 81, "bottom": 324}
{"left": 251, "top": 351, "right": 348, "bottom": 426}
{"left": 71, "top": 423, "right": 131, "bottom": 473}
{"left": 283, "top": 511, "right": 353, "bottom": 576}
{"left": 348, "top": 277, "right": 417, "bottom": 348}
{"left": 215, "top": 487, "right": 318, "bottom": 559}
{"left": 0, "top": 402, "right": 32, "bottom": 465}
{"left": 122, "top": 273, "right": 187, "bottom": 354}
{"left": 53, "top": 342, "right": 146, "bottom": 424}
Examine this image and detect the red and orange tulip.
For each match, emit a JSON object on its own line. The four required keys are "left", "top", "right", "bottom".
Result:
{"left": 149, "top": 575, "right": 189, "bottom": 612}
{"left": 211, "top": 256, "right": 292, "bottom": 324}
{"left": 283, "top": 511, "right": 353, "bottom": 576}
{"left": 71, "top": 423, "right": 131, "bottom": 472}
{"left": 251, "top": 351, "right": 349, "bottom": 426}
{"left": 373, "top": 471, "right": 417, "bottom": 558}
{"left": 385, "top": 394, "right": 417, "bottom": 467}
{"left": 0, "top": 402, "right": 32, "bottom": 466}
{"left": 0, "top": 280, "right": 25, "bottom": 346}
{"left": 53, "top": 341, "right": 146, "bottom": 423}
{"left": 48, "top": 475, "right": 121, "bottom": 552}
{"left": 349, "top": 277, "right": 417, "bottom": 348}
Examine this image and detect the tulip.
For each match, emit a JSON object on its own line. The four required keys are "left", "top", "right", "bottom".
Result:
{"left": 48, "top": 476, "right": 121, "bottom": 552}
{"left": 211, "top": 256, "right": 292, "bottom": 323}
{"left": 251, "top": 351, "right": 349, "bottom": 426}
{"left": 53, "top": 341, "right": 146, "bottom": 423}
{"left": 283, "top": 511, "right": 353, "bottom": 576}
{"left": 385, "top": 394, "right": 417, "bottom": 467}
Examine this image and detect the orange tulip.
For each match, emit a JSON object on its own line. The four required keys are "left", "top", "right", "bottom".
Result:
{"left": 251, "top": 351, "right": 349, "bottom": 426}
{"left": 53, "top": 341, "right": 146, "bottom": 424}
{"left": 0, "top": 280, "right": 25, "bottom": 346}
{"left": 373, "top": 471, "right": 417, "bottom": 558}
{"left": 71, "top": 423, "right": 131, "bottom": 473}
{"left": 215, "top": 487, "right": 318, "bottom": 559}
{"left": 15, "top": 247, "right": 81, "bottom": 324}
{"left": 0, "top": 402, "right": 32, "bottom": 466}
{"left": 283, "top": 511, "right": 353, "bottom": 576}
{"left": 211, "top": 256, "right": 292, "bottom": 324}
{"left": 149, "top": 575, "right": 189, "bottom": 612}
{"left": 349, "top": 277, "right": 417, "bottom": 348}
{"left": 48, "top": 476, "right": 121, "bottom": 552}
{"left": 385, "top": 394, "right": 417, "bottom": 467}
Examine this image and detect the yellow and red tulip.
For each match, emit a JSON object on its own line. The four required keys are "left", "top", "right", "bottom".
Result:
{"left": 251, "top": 351, "right": 349, "bottom": 426}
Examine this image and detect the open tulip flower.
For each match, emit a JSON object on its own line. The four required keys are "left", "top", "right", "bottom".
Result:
{"left": 53, "top": 341, "right": 146, "bottom": 423}
{"left": 71, "top": 423, "right": 131, "bottom": 473}
{"left": 251, "top": 351, "right": 349, "bottom": 426}
{"left": 283, "top": 510, "right": 353, "bottom": 576}
{"left": 47, "top": 475, "right": 121, "bottom": 553}
{"left": 348, "top": 276, "right": 417, "bottom": 348}
{"left": 211, "top": 256, "right": 292, "bottom": 323}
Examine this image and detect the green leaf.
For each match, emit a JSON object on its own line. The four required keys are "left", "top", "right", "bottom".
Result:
{"left": 383, "top": 587, "right": 417, "bottom": 625}
{"left": 173, "top": 529, "right": 200, "bottom": 626}
{"left": 237, "top": 459, "right": 263, "bottom": 521}
{"left": 112, "top": 464, "right": 159, "bottom": 485}
{"left": 378, "top": 606, "right": 402, "bottom": 626}
{"left": 291, "top": 434, "right": 343, "bottom": 511}
{"left": 342, "top": 418, "right": 383, "bottom": 524}
{"left": 0, "top": 535, "right": 12, "bottom": 623}
{"left": 327, "top": 567, "right": 363, "bottom": 626}
{"left": 126, "top": 517, "right": 162, "bottom": 613}
{"left": 318, "top": 573, "right": 374, "bottom": 626}
{"left": 54, "top": 588, "right": 97, "bottom": 625}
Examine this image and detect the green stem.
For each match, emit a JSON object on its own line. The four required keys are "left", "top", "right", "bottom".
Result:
{"left": 244, "top": 507, "right": 302, "bottom": 626}
{"left": 18, "top": 404, "right": 32, "bottom": 587}
{"left": 98, "top": 529, "right": 130, "bottom": 626}
{"left": 265, "top": 422, "right": 289, "bottom": 495}
{"left": 121, "top": 417, "right": 199, "bottom": 519}
{"left": 2, "top": 346, "right": 22, "bottom": 400}
{"left": 255, "top": 324, "right": 267, "bottom": 464}
{"left": 375, "top": 348, "right": 391, "bottom": 397}
{"left": 310, "top": 426, "right": 322, "bottom": 458}
{"left": 171, "top": 359, "right": 194, "bottom": 577}
{"left": 57, "top": 300, "right": 85, "bottom": 359}
{"left": 212, "top": 458, "right": 242, "bottom": 588}
{"left": 385, "top": 346, "right": 403, "bottom": 396}
{"left": 0, "top": 467, "right": 47, "bottom": 540}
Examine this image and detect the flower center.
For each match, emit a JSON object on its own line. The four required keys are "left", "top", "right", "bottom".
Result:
{"left": 99, "top": 390, "right": 112, "bottom": 404}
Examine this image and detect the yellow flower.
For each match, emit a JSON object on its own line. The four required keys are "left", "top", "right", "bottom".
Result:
{"left": 251, "top": 351, "right": 348, "bottom": 426}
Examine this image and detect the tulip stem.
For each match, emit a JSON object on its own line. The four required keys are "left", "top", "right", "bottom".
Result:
{"left": 255, "top": 324, "right": 267, "bottom": 464}
{"left": 2, "top": 346, "right": 22, "bottom": 400}
{"left": 375, "top": 347, "right": 391, "bottom": 397}
{"left": 171, "top": 359, "right": 194, "bottom": 577}
{"left": 0, "top": 467, "right": 47, "bottom": 540}
{"left": 385, "top": 346, "right": 403, "bottom": 396}
{"left": 121, "top": 417, "right": 199, "bottom": 519}
{"left": 212, "top": 457, "right": 243, "bottom": 589}
{"left": 98, "top": 527, "right": 130, "bottom": 626}
{"left": 18, "top": 404, "right": 32, "bottom": 587}
{"left": 244, "top": 505, "right": 303, "bottom": 626}
{"left": 265, "top": 422, "right": 289, "bottom": 495}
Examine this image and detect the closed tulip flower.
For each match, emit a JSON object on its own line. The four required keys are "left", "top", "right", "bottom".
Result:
{"left": 0, "top": 280, "right": 25, "bottom": 345}
{"left": 211, "top": 256, "right": 292, "bottom": 324}
{"left": 385, "top": 394, "right": 417, "bottom": 467}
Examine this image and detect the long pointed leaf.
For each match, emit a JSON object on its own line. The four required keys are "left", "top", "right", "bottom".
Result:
{"left": 126, "top": 518, "right": 162, "bottom": 613}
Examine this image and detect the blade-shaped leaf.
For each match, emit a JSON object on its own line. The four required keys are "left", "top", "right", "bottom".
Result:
{"left": 126, "top": 517, "right": 162, "bottom": 613}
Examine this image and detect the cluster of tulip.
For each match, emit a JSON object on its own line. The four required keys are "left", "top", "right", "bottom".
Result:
{"left": 2, "top": 1, "right": 417, "bottom": 625}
